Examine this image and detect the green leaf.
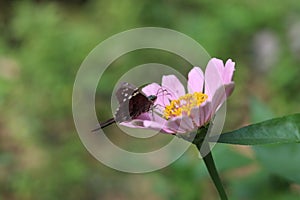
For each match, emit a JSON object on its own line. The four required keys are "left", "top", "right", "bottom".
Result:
{"left": 249, "top": 97, "right": 300, "bottom": 184}
{"left": 212, "top": 113, "right": 300, "bottom": 145}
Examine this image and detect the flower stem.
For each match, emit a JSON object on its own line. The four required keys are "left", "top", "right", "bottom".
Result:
{"left": 196, "top": 143, "right": 228, "bottom": 200}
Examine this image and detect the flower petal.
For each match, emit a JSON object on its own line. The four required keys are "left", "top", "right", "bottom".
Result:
{"left": 150, "top": 111, "right": 168, "bottom": 124}
{"left": 162, "top": 75, "right": 185, "bottom": 99}
{"left": 190, "top": 101, "right": 213, "bottom": 127}
{"left": 143, "top": 120, "right": 174, "bottom": 134}
{"left": 120, "top": 120, "right": 144, "bottom": 128}
{"left": 135, "top": 106, "right": 169, "bottom": 128}
{"left": 210, "top": 58, "right": 235, "bottom": 84}
{"left": 135, "top": 112, "right": 151, "bottom": 120}
{"left": 211, "top": 86, "right": 227, "bottom": 113}
{"left": 142, "top": 83, "right": 169, "bottom": 106}
{"left": 223, "top": 59, "right": 235, "bottom": 84}
{"left": 204, "top": 58, "right": 235, "bottom": 101}
{"left": 210, "top": 82, "right": 235, "bottom": 113}
{"left": 121, "top": 118, "right": 174, "bottom": 134}
{"left": 204, "top": 58, "right": 224, "bottom": 101}
{"left": 167, "top": 116, "right": 195, "bottom": 133}
{"left": 187, "top": 67, "right": 204, "bottom": 93}
{"left": 142, "top": 83, "right": 161, "bottom": 95}
{"left": 225, "top": 82, "right": 235, "bottom": 98}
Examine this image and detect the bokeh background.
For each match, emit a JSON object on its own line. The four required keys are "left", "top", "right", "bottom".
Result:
{"left": 1, "top": 0, "right": 300, "bottom": 199}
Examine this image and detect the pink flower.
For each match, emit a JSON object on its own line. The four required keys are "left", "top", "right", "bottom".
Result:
{"left": 120, "top": 58, "right": 235, "bottom": 134}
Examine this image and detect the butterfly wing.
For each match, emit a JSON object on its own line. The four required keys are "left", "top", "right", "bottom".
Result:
{"left": 115, "top": 82, "right": 138, "bottom": 104}
{"left": 129, "top": 91, "right": 154, "bottom": 118}
{"left": 114, "top": 82, "right": 138, "bottom": 122}
{"left": 114, "top": 82, "right": 155, "bottom": 122}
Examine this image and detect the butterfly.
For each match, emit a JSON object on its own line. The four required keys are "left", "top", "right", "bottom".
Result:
{"left": 93, "top": 82, "right": 157, "bottom": 131}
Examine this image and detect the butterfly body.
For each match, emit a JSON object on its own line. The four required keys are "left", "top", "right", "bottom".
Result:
{"left": 93, "top": 83, "right": 157, "bottom": 131}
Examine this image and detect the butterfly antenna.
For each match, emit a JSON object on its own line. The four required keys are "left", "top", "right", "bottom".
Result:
{"left": 92, "top": 118, "right": 116, "bottom": 132}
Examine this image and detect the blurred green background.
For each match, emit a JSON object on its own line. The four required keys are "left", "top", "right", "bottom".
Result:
{"left": 1, "top": 0, "right": 300, "bottom": 199}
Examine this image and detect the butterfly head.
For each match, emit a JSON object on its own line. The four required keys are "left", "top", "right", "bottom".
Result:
{"left": 147, "top": 95, "right": 157, "bottom": 102}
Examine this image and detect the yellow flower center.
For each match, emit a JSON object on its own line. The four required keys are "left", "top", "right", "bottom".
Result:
{"left": 164, "top": 92, "right": 208, "bottom": 119}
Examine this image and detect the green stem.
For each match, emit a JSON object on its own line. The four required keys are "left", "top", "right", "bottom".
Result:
{"left": 196, "top": 143, "right": 228, "bottom": 200}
